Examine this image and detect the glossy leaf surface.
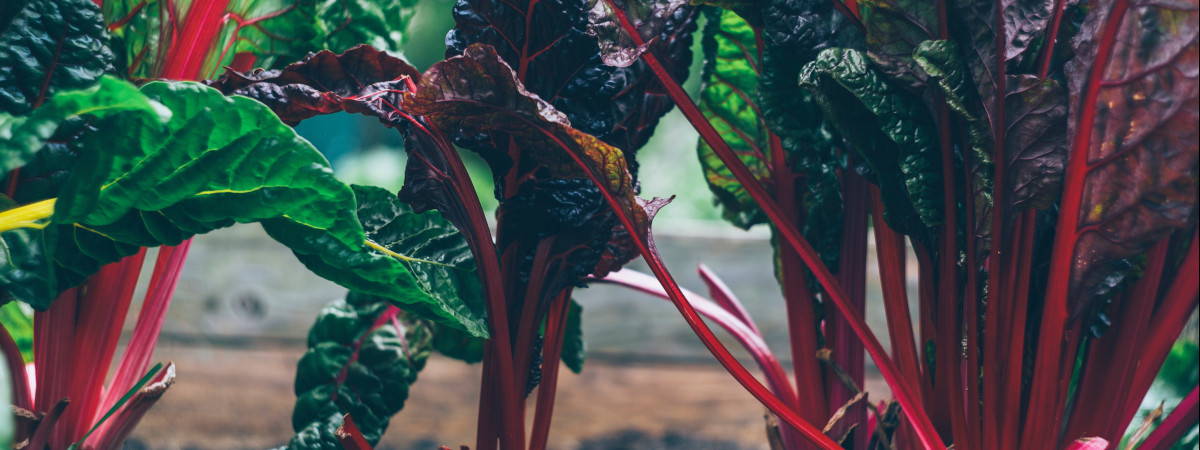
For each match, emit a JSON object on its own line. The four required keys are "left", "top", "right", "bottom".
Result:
{"left": 0, "top": 77, "right": 167, "bottom": 173}
{"left": 696, "top": 8, "right": 771, "bottom": 229}
{"left": 0, "top": 0, "right": 114, "bottom": 114}
{"left": 561, "top": 299, "right": 585, "bottom": 373}
{"left": 1061, "top": 0, "right": 1198, "bottom": 304}
{"left": 447, "top": 0, "right": 696, "bottom": 169}
{"left": 799, "top": 48, "right": 942, "bottom": 238}
{"left": 406, "top": 44, "right": 649, "bottom": 280}
{"left": 290, "top": 293, "right": 432, "bottom": 447}
{"left": 0, "top": 79, "right": 487, "bottom": 337}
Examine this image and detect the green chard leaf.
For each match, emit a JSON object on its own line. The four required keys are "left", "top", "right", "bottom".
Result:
{"left": 799, "top": 47, "right": 942, "bottom": 239}
{"left": 311, "top": 0, "right": 418, "bottom": 56}
{"left": 0, "top": 0, "right": 115, "bottom": 115}
{"left": 289, "top": 292, "right": 432, "bottom": 448}
{"left": 697, "top": 8, "right": 771, "bottom": 229}
{"left": 561, "top": 298, "right": 585, "bottom": 373}
{"left": 0, "top": 78, "right": 488, "bottom": 338}
{"left": 1, "top": 76, "right": 168, "bottom": 173}
{"left": 280, "top": 184, "right": 486, "bottom": 341}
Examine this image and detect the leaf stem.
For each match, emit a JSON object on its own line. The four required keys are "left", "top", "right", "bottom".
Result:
{"left": 598, "top": 2, "right": 943, "bottom": 445}
{"left": 1025, "top": 2, "right": 1131, "bottom": 446}
{"left": 528, "top": 290, "right": 571, "bottom": 450}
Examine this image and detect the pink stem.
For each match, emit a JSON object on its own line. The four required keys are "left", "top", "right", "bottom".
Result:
{"left": 56, "top": 249, "right": 146, "bottom": 445}
{"left": 101, "top": 241, "right": 191, "bottom": 417}
{"left": 598, "top": 2, "right": 942, "bottom": 444}
{"left": 697, "top": 264, "right": 761, "bottom": 335}
{"left": 0, "top": 322, "right": 32, "bottom": 409}
{"left": 598, "top": 269, "right": 804, "bottom": 449}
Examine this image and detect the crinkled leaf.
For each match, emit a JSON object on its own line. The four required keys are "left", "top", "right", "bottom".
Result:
{"left": 696, "top": 8, "right": 771, "bottom": 229}
{"left": 857, "top": 0, "right": 937, "bottom": 88}
{"left": 585, "top": 0, "right": 690, "bottom": 67}
{"left": 309, "top": 0, "right": 418, "bottom": 56}
{"left": 0, "top": 76, "right": 167, "bottom": 173}
{"left": 950, "top": 0, "right": 1057, "bottom": 134}
{"left": 283, "top": 412, "right": 344, "bottom": 450}
{"left": 406, "top": 44, "right": 649, "bottom": 280}
{"left": 0, "top": 0, "right": 114, "bottom": 115}
{"left": 561, "top": 298, "right": 585, "bottom": 373}
{"left": 754, "top": 0, "right": 850, "bottom": 270}
{"left": 799, "top": 47, "right": 942, "bottom": 239}
{"left": 1003, "top": 75, "right": 1066, "bottom": 210}
{"left": 1060, "top": 1, "right": 1198, "bottom": 306}
{"left": 282, "top": 184, "right": 486, "bottom": 340}
{"left": 291, "top": 292, "right": 432, "bottom": 447}
{"left": 447, "top": 0, "right": 696, "bottom": 171}
{"left": 206, "top": 45, "right": 421, "bottom": 126}
{"left": 911, "top": 39, "right": 994, "bottom": 254}
{"left": 0, "top": 79, "right": 488, "bottom": 337}
{"left": 208, "top": 48, "right": 503, "bottom": 338}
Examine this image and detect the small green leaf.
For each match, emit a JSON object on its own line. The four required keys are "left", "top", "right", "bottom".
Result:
{"left": 561, "top": 299, "right": 585, "bottom": 373}
{"left": 289, "top": 293, "right": 432, "bottom": 447}
{"left": 0, "top": 301, "right": 33, "bottom": 362}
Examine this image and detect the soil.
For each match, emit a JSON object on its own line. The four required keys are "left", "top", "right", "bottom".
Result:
{"left": 125, "top": 340, "right": 864, "bottom": 450}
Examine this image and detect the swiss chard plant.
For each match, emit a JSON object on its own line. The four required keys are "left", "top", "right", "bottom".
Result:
{"left": 2, "top": 0, "right": 1197, "bottom": 448}
{"left": 0, "top": 0, "right": 483, "bottom": 448}
{"left": 587, "top": 0, "right": 1198, "bottom": 448}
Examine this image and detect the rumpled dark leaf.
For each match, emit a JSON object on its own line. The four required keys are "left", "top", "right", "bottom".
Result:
{"left": 446, "top": 0, "right": 696, "bottom": 172}
{"left": 1061, "top": 1, "right": 1198, "bottom": 310}
{"left": 585, "top": 0, "right": 690, "bottom": 67}
{"left": 0, "top": 0, "right": 114, "bottom": 115}
{"left": 950, "top": 0, "right": 1058, "bottom": 135}
{"left": 857, "top": 0, "right": 938, "bottom": 88}
{"left": 1004, "top": 75, "right": 1066, "bottom": 210}
{"left": 406, "top": 44, "right": 649, "bottom": 282}
{"left": 799, "top": 47, "right": 942, "bottom": 240}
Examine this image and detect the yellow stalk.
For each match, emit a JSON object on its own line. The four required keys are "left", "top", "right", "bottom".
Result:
{"left": 0, "top": 198, "right": 57, "bottom": 233}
